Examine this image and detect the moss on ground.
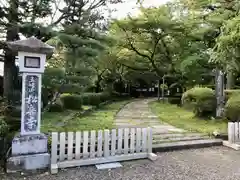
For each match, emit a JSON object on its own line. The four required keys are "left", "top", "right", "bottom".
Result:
{"left": 150, "top": 101, "right": 227, "bottom": 134}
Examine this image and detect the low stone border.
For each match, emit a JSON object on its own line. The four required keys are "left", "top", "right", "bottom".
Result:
{"left": 223, "top": 141, "right": 240, "bottom": 150}
{"left": 152, "top": 139, "right": 223, "bottom": 152}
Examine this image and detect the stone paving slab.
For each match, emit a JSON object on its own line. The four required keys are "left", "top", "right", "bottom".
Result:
{"left": 115, "top": 99, "right": 185, "bottom": 134}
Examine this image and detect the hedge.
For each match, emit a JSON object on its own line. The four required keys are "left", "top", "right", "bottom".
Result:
{"left": 49, "top": 99, "right": 64, "bottom": 112}
{"left": 168, "top": 97, "right": 181, "bottom": 105}
{"left": 0, "top": 118, "right": 8, "bottom": 136}
{"left": 225, "top": 94, "right": 240, "bottom": 122}
{"left": 60, "top": 92, "right": 111, "bottom": 110}
{"left": 182, "top": 87, "right": 216, "bottom": 117}
{"left": 224, "top": 89, "right": 240, "bottom": 101}
{"left": 81, "top": 92, "right": 111, "bottom": 106}
{"left": 60, "top": 94, "right": 82, "bottom": 110}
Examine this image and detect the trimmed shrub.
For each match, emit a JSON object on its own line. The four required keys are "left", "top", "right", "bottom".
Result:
{"left": 60, "top": 94, "right": 82, "bottom": 110}
{"left": 100, "top": 92, "right": 111, "bottom": 103}
{"left": 224, "top": 89, "right": 240, "bottom": 101}
{"left": 225, "top": 95, "right": 240, "bottom": 122}
{"left": 182, "top": 87, "right": 216, "bottom": 117}
{"left": 81, "top": 92, "right": 111, "bottom": 106}
{"left": 204, "top": 84, "right": 215, "bottom": 90}
{"left": 168, "top": 97, "right": 181, "bottom": 105}
{"left": 0, "top": 119, "right": 9, "bottom": 136}
{"left": 49, "top": 99, "right": 64, "bottom": 112}
{"left": 8, "top": 107, "right": 21, "bottom": 118}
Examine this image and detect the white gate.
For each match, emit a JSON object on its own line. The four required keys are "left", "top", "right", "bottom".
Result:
{"left": 51, "top": 128, "right": 157, "bottom": 174}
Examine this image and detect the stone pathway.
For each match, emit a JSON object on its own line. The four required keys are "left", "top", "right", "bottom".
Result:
{"left": 115, "top": 98, "right": 185, "bottom": 134}
{"left": 115, "top": 98, "right": 211, "bottom": 144}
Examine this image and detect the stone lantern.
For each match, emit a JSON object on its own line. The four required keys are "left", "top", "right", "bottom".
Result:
{"left": 6, "top": 37, "right": 54, "bottom": 172}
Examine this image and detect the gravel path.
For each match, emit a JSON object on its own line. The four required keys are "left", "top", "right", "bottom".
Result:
{"left": 2, "top": 146, "right": 240, "bottom": 180}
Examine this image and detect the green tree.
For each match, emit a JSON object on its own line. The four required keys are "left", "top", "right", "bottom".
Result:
{"left": 0, "top": 0, "right": 121, "bottom": 105}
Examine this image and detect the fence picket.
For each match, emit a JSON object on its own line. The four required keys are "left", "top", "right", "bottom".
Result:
{"left": 117, "top": 129, "right": 123, "bottom": 154}
{"left": 136, "top": 128, "right": 141, "bottom": 153}
{"left": 124, "top": 128, "right": 129, "bottom": 154}
{"left": 238, "top": 122, "right": 240, "bottom": 140}
{"left": 147, "top": 128, "right": 152, "bottom": 153}
{"left": 234, "top": 122, "right": 238, "bottom": 142}
{"left": 59, "top": 132, "right": 66, "bottom": 161}
{"left": 130, "top": 128, "right": 135, "bottom": 153}
{"left": 97, "top": 130, "right": 103, "bottom": 157}
{"left": 111, "top": 129, "right": 116, "bottom": 156}
{"left": 51, "top": 132, "right": 58, "bottom": 164}
{"left": 104, "top": 130, "right": 110, "bottom": 157}
{"left": 51, "top": 128, "right": 156, "bottom": 174}
{"left": 67, "top": 132, "right": 74, "bottom": 160}
{"left": 90, "top": 131, "right": 96, "bottom": 158}
{"left": 75, "top": 132, "right": 81, "bottom": 159}
{"left": 142, "top": 128, "right": 147, "bottom": 152}
{"left": 83, "top": 131, "right": 89, "bottom": 158}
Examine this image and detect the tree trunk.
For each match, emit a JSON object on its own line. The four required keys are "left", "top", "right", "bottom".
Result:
{"left": 157, "top": 80, "right": 160, "bottom": 100}
{"left": 4, "top": 0, "right": 19, "bottom": 105}
{"left": 161, "top": 76, "right": 165, "bottom": 101}
{"left": 4, "top": 52, "right": 17, "bottom": 105}
{"left": 95, "top": 76, "right": 102, "bottom": 93}
{"left": 226, "top": 70, "right": 235, "bottom": 89}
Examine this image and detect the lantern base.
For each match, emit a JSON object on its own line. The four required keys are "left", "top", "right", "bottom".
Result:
{"left": 7, "top": 153, "right": 50, "bottom": 173}
{"left": 6, "top": 133, "right": 50, "bottom": 173}
{"left": 11, "top": 133, "right": 48, "bottom": 155}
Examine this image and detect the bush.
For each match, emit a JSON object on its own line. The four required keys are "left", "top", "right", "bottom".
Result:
{"left": 0, "top": 119, "right": 9, "bottom": 136}
{"left": 49, "top": 99, "right": 64, "bottom": 112}
{"left": 168, "top": 97, "right": 181, "bottom": 105}
{"left": 182, "top": 87, "right": 216, "bottom": 117}
{"left": 8, "top": 107, "right": 21, "bottom": 118}
{"left": 224, "top": 89, "right": 240, "bottom": 101}
{"left": 81, "top": 92, "right": 111, "bottom": 106}
{"left": 60, "top": 94, "right": 82, "bottom": 110}
{"left": 225, "top": 95, "right": 240, "bottom": 122}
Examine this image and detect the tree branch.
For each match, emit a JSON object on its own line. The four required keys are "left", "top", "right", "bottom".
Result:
{"left": 119, "top": 62, "right": 149, "bottom": 71}
{"left": 160, "top": 38, "right": 171, "bottom": 62}
{"left": 117, "top": 22, "right": 163, "bottom": 76}
{"left": 0, "top": 40, "right": 7, "bottom": 50}
{"left": 51, "top": 0, "right": 62, "bottom": 24}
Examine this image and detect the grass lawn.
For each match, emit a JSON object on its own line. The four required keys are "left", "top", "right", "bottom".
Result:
{"left": 41, "top": 100, "right": 129, "bottom": 133}
{"left": 150, "top": 101, "right": 228, "bottom": 134}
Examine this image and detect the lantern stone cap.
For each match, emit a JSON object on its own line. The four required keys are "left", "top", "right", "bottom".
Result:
{"left": 7, "top": 36, "right": 54, "bottom": 54}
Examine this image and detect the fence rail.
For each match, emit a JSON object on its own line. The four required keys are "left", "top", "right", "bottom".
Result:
{"left": 51, "top": 128, "right": 156, "bottom": 174}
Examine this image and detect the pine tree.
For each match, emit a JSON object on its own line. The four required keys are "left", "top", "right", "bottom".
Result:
{"left": 0, "top": 0, "right": 122, "bottom": 104}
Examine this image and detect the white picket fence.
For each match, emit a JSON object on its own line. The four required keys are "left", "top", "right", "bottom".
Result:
{"left": 50, "top": 128, "right": 157, "bottom": 174}
{"left": 228, "top": 122, "right": 240, "bottom": 143}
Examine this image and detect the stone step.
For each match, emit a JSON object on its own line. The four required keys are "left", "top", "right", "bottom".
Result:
{"left": 153, "top": 128, "right": 186, "bottom": 134}
{"left": 115, "top": 116, "right": 158, "bottom": 119}
{"left": 153, "top": 136, "right": 210, "bottom": 144}
{"left": 116, "top": 121, "right": 160, "bottom": 124}
{"left": 153, "top": 133, "right": 208, "bottom": 140}
{"left": 152, "top": 139, "right": 223, "bottom": 152}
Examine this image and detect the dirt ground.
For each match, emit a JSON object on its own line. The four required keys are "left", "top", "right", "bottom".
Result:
{"left": 2, "top": 146, "right": 240, "bottom": 180}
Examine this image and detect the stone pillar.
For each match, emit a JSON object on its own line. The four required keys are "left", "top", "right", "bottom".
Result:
{"left": 6, "top": 37, "right": 54, "bottom": 173}
{"left": 215, "top": 69, "right": 225, "bottom": 118}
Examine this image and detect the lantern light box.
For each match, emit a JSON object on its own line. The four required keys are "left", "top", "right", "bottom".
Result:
{"left": 18, "top": 51, "right": 46, "bottom": 73}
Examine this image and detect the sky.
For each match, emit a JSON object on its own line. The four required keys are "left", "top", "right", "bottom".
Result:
{"left": 109, "top": 0, "right": 171, "bottom": 19}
